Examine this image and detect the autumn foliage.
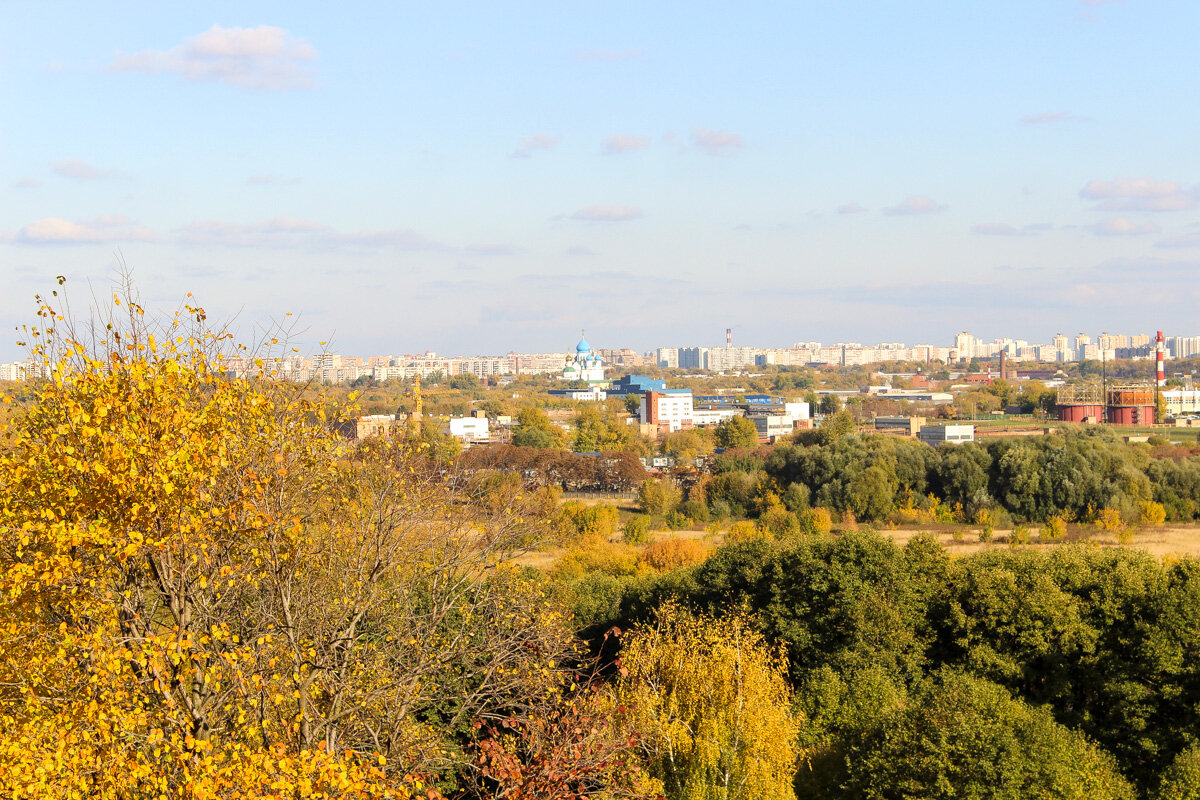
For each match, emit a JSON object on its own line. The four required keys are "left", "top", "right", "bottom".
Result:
{"left": 0, "top": 289, "right": 635, "bottom": 798}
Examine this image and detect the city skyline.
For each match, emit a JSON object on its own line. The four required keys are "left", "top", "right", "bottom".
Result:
{"left": 4, "top": 1, "right": 1200, "bottom": 361}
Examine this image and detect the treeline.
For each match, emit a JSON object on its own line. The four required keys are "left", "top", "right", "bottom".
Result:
{"left": 572, "top": 531, "right": 1200, "bottom": 797}
{"left": 672, "top": 428, "right": 1200, "bottom": 527}
{"left": 460, "top": 443, "right": 646, "bottom": 491}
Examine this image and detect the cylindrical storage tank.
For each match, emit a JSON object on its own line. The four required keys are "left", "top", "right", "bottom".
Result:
{"left": 1059, "top": 404, "right": 1104, "bottom": 423}
{"left": 1106, "top": 405, "right": 1155, "bottom": 425}
{"left": 1108, "top": 388, "right": 1155, "bottom": 407}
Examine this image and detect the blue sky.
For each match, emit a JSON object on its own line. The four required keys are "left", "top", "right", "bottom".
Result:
{"left": 3, "top": 1, "right": 1199, "bottom": 360}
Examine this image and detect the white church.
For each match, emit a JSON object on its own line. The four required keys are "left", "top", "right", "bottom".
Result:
{"left": 561, "top": 332, "right": 606, "bottom": 383}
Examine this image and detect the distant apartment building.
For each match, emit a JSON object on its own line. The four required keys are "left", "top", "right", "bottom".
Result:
{"left": 446, "top": 416, "right": 490, "bottom": 442}
{"left": 678, "top": 347, "right": 705, "bottom": 370}
{"left": 656, "top": 347, "right": 679, "bottom": 368}
{"left": 954, "top": 332, "right": 978, "bottom": 361}
{"left": 1052, "top": 333, "right": 1073, "bottom": 362}
{"left": 509, "top": 352, "right": 571, "bottom": 375}
{"left": 639, "top": 389, "right": 694, "bottom": 433}
{"left": 598, "top": 348, "right": 651, "bottom": 367}
{"left": 454, "top": 357, "right": 513, "bottom": 378}
{"left": 0, "top": 362, "right": 29, "bottom": 381}
{"left": 704, "top": 346, "right": 759, "bottom": 372}
{"left": 1169, "top": 337, "right": 1200, "bottom": 359}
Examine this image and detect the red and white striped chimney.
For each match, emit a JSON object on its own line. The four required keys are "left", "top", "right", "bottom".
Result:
{"left": 726, "top": 328, "right": 732, "bottom": 347}
{"left": 1157, "top": 330, "right": 1166, "bottom": 387}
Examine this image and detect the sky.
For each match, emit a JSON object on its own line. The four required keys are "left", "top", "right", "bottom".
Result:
{"left": 3, "top": 0, "right": 1199, "bottom": 361}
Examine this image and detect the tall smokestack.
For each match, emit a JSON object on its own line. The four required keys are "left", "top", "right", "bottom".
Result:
{"left": 1157, "top": 330, "right": 1166, "bottom": 387}
{"left": 726, "top": 328, "right": 732, "bottom": 347}
{"left": 1000, "top": 350, "right": 1008, "bottom": 381}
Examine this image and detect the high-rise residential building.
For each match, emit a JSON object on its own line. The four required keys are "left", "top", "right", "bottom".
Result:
{"left": 677, "top": 347, "right": 706, "bottom": 369}
{"left": 1052, "top": 333, "right": 1073, "bottom": 362}
{"left": 954, "top": 332, "right": 977, "bottom": 361}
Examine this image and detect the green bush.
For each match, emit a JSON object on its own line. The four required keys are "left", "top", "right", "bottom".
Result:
{"left": 623, "top": 514, "right": 651, "bottom": 545}
{"left": 678, "top": 499, "right": 710, "bottom": 523}
{"left": 841, "top": 674, "right": 1136, "bottom": 800}
{"left": 638, "top": 478, "right": 682, "bottom": 515}
{"left": 665, "top": 509, "right": 690, "bottom": 531}
{"left": 799, "top": 507, "right": 833, "bottom": 536}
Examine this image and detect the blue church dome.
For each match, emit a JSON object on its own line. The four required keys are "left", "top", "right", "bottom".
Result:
{"left": 576, "top": 334, "right": 591, "bottom": 353}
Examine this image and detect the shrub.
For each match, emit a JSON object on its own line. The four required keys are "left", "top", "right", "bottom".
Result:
{"left": 839, "top": 510, "right": 859, "bottom": 531}
{"left": 782, "top": 482, "right": 811, "bottom": 512}
{"left": 637, "top": 478, "right": 681, "bottom": 515}
{"left": 1139, "top": 500, "right": 1167, "bottom": 527}
{"left": 559, "top": 501, "right": 619, "bottom": 543}
{"left": 1096, "top": 507, "right": 1125, "bottom": 532}
{"left": 976, "top": 508, "right": 995, "bottom": 542}
{"left": 622, "top": 514, "right": 651, "bottom": 545}
{"left": 665, "top": 509, "right": 690, "bottom": 531}
{"left": 550, "top": 540, "right": 638, "bottom": 582}
{"left": 725, "top": 520, "right": 762, "bottom": 543}
{"left": 1010, "top": 524, "right": 1030, "bottom": 546}
{"left": 708, "top": 499, "right": 733, "bottom": 521}
{"left": 678, "top": 499, "right": 710, "bottom": 524}
{"left": 757, "top": 506, "right": 800, "bottom": 539}
{"left": 799, "top": 507, "right": 833, "bottom": 536}
{"left": 1042, "top": 515, "right": 1067, "bottom": 540}
{"left": 640, "top": 537, "right": 712, "bottom": 571}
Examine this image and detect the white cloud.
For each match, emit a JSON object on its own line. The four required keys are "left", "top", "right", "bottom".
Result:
{"left": 575, "top": 48, "right": 643, "bottom": 62}
{"left": 567, "top": 206, "right": 643, "bottom": 222}
{"left": 247, "top": 174, "right": 300, "bottom": 186}
{"left": 1089, "top": 217, "right": 1160, "bottom": 236}
{"left": 13, "top": 215, "right": 157, "bottom": 245}
{"left": 175, "top": 217, "right": 436, "bottom": 249}
{"left": 691, "top": 128, "right": 742, "bottom": 156}
{"left": 54, "top": 158, "right": 116, "bottom": 180}
{"left": 1080, "top": 177, "right": 1197, "bottom": 212}
{"left": 882, "top": 196, "right": 946, "bottom": 216}
{"left": 837, "top": 202, "right": 866, "bottom": 214}
{"left": 13, "top": 177, "right": 40, "bottom": 189}
{"left": 510, "top": 134, "right": 562, "bottom": 159}
{"left": 602, "top": 134, "right": 651, "bottom": 155}
{"left": 108, "top": 25, "right": 317, "bottom": 91}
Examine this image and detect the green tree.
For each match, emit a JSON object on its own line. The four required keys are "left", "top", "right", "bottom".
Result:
{"left": 818, "top": 409, "right": 856, "bottom": 443}
{"left": 637, "top": 477, "right": 682, "bottom": 515}
{"left": 573, "top": 406, "right": 639, "bottom": 452}
{"left": 715, "top": 415, "right": 760, "bottom": 449}
{"left": 614, "top": 605, "right": 803, "bottom": 800}
{"left": 840, "top": 673, "right": 1135, "bottom": 800}
{"left": 624, "top": 393, "right": 643, "bottom": 416}
{"left": 1155, "top": 744, "right": 1200, "bottom": 800}
{"left": 511, "top": 406, "right": 568, "bottom": 449}
{"left": 818, "top": 394, "right": 843, "bottom": 415}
